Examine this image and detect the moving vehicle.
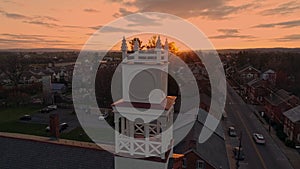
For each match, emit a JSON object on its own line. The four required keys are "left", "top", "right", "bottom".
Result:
{"left": 228, "top": 126, "right": 237, "bottom": 137}
{"left": 253, "top": 133, "right": 266, "bottom": 144}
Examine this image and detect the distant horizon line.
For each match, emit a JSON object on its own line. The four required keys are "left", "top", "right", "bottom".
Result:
{"left": 1, "top": 47, "right": 300, "bottom": 52}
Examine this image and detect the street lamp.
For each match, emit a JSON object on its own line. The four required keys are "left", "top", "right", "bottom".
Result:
{"left": 236, "top": 131, "right": 243, "bottom": 169}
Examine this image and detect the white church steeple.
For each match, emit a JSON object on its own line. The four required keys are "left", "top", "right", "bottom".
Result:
{"left": 113, "top": 36, "right": 175, "bottom": 166}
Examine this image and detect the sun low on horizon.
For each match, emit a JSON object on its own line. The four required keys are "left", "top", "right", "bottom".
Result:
{"left": 0, "top": 0, "right": 300, "bottom": 50}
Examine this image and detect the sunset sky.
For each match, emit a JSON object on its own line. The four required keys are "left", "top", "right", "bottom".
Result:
{"left": 0, "top": 0, "right": 300, "bottom": 50}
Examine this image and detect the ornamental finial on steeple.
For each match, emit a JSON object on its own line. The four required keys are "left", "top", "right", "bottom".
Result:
{"left": 133, "top": 38, "right": 139, "bottom": 52}
{"left": 164, "top": 38, "right": 169, "bottom": 51}
{"left": 156, "top": 35, "right": 162, "bottom": 49}
{"left": 121, "top": 36, "right": 127, "bottom": 51}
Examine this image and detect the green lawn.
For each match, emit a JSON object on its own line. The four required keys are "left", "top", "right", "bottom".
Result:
{"left": 0, "top": 106, "right": 41, "bottom": 123}
{"left": 0, "top": 106, "right": 49, "bottom": 137}
{"left": 60, "top": 127, "right": 92, "bottom": 142}
{"left": 0, "top": 106, "right": 94, "bottom": 142}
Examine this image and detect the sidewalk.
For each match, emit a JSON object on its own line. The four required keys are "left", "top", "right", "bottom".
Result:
{"left": 249, "top": 105, "right": 300, "bottom": 169}
{"left": 0, "top": 132, "right": 114, "bottom": 152}
{"left": 222, "top": 121, "right": 236, "bottom": 169}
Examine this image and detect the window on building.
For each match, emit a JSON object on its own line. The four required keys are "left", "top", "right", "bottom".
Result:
{"left": 297, "top": 133, "right": 300, "bottom": 142}
{"left": 196, "top": 160, "right": 205, "bottom": 169}
{"left": 247, "top": 73, "right": 253, "bottom": 78}
{"left": 182, "top": 158, "right": 187, "bottom": 168}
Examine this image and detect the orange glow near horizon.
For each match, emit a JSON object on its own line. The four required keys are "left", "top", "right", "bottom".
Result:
{"left": 0, "top": 0, "right": 300, "bottom": 50}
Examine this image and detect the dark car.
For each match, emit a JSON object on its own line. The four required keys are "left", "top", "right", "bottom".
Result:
{"left": 19, "top": 115, "right": 31, "bottom": 121}
{"left": 233, "top": 147, "right": 245, "bottom": 160}
{"left": 59, "top": 122, "right": 69, "bottom": 132}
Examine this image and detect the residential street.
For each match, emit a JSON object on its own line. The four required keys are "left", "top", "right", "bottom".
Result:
{"left": 224, "top": 82, "right": 294, "bottom": 169}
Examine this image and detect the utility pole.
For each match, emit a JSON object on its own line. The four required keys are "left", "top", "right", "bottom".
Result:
{"left": 236, "top": 131, "right": 243, "bottom": 169}
{"left": 268, "top": 118, "right": 271, "bottom": 133}
{"left": 269, "top": 114, "right": 274, "bottom": 133}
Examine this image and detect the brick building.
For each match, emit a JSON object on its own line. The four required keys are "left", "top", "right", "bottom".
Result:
{"left": 264, "top": 89, "right": 299, "bottom": 124}
{"left": 283, "top": 105, "right": 300, "bottom": 146}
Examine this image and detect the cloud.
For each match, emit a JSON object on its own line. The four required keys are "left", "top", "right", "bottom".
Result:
{"left": 0, "top": 9, "right": 59, "bottom": 22}
{"left": 0, "top": 33, "right": 67, "bottom": 40}
{"left": 102, "top": 26, "right": 140, "bottom": 33}
{"left": 275, "top": 34, "right": 300, "bottom": 42}
{"left": 23, "top": 21, "right": 59, "bottom": 28}
{"left": 197, "top": 4, "right": 254, "bottom": 19}
{"left": 217, "top": 29, "right": 239, "bottom": 35}
{"left": 84, "top": 8, "right": 100, "bottom": 13}
{"left": 109, "top": 0, "right": 254, "bottom": 19}
{"left": 23, "top": 20, "right": 84, "bottom": 29}
{"left": 89, "top": 25, "right": 140, "bottom": 33}
{"left": 89, "top": 25, "right": 103, "bottom": 30}
{"left": 254, "top": 19, "right": 300, "bottom": 28}
{"left": 113, "top": 8, "right": 135, "bottom": 18}
{"left": 0, "top": 9, "right": 72, "bottom": 29}
{"left": 0, "top": 33, "right": 77, "bottom": 48}
{"left": 260, "top": 1, "right": 300, "bottom": 16}
{"left": 125, "top": 13, "right": 162, "bottom": 27}
{"left": 34, "top": 15, "right": 59, "bottom": 22}
{"left": 210, "top": 29, "right": 255, "bottom": 39}
{"left": 0, "top": 10, "right": 29, "bottom": 19}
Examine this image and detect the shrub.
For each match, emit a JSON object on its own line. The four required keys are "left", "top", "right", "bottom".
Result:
{"left": 285, "top": 140, "right": 295, "bottom": 148}
{"left": 276, "top": 129, "right": 287, "bottom": 141}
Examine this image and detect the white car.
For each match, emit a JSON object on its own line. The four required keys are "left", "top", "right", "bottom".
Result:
{"left": 47, "top": 105, "right": 57, "bottom": 110}
{"left": 98, "top": 113, "right": 108, "bottom": 120}
{"left": 253, "top": 133, "right": 266, "bottom": 144}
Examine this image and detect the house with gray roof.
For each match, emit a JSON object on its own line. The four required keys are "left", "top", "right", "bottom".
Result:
{"left": 283, "top": 105, "right": 300, "bottom": 145}
{"left": 173, "top": 109, "right": 229, "bottom": 169}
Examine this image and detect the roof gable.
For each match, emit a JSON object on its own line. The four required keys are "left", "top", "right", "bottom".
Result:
{"left": 283, "top": 105, "right": 300, "bottom": 123}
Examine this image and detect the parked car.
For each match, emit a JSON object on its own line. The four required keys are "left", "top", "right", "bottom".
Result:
{"left": 47, "top": 105, "right": 57, "bottom": 111}
{"left": 253, "top": 133, "right": 266, "bottom": 144}
{"left": 40, "top": 108, "right": 50, "bottom": 113}
{"left": 32, "top": 98, "right": 43, "bottom": 104}
{"left": 233, "top": 147, "right": 245, "bottom": 160}
{"left": 19, "top": 115, "right": 31, "bottom": 121}
{"left": 228, "top": 126, "right": 237, "bottom": 137}
{"left": 98, "top": 113, "right": 108, "bottom": 120}
{"left": 59, "top": 122, "right": 69, "bottom": 132}
{"left": 45, "top": 126, "right": 50, "bottom": 132}
{"left": 45, "top": 123, "right": 69, "bottom": 132}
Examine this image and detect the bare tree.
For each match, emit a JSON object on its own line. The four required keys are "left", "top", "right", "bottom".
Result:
{"left": 146, "top": 35, "right": 158, "bottom": 49}
{"left": 146, "top": 35, "right": 179, "bottom": 54}
{"left": 0, "top": 53, "right": 29, "bottom": 89}
{"left": 129, "top": 38, "right": 145, "bottom": 51}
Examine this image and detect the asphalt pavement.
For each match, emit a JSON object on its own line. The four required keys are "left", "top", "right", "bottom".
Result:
{"left": 224, "top": 83, "right": 294, "bottom": 169}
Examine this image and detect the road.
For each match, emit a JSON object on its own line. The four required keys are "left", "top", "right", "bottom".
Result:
{"left": 225, "top": 83, "right": 294, "bottom": 169}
